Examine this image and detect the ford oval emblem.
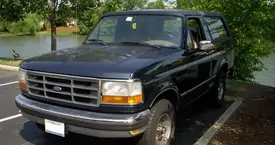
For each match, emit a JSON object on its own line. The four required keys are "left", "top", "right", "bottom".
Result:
{"left": 53, "top": 86, "right": 62, "bottom": 92}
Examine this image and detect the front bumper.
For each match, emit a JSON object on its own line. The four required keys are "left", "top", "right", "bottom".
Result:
{"left": 15, "top": 95, "right": 150, "bottom": 138}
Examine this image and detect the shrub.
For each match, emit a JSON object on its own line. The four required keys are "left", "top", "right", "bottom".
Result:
{"left": 0, "top": 21, "right": 9, "bottom": 32}
{"left": 7, "top": 13, "right": 42, "bottom": 35}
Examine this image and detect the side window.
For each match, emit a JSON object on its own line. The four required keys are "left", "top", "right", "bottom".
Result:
{"left": 205, "top": 17, "right": 229, "bottom": 40}
{"left": 98, "top": 19, "right": 117, "bottom": 42}
{"left": 187, "top": 18, "right": 206, "bottom": 49}
{"left": 186, "top": 30, "right": 194, "bottom": 50}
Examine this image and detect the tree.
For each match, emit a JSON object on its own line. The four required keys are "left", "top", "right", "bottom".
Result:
{"left": 7, "top": 13, "right": 43, "bottom": 35}
{"left": 40, "top": 0, "right": 73, "bottom": 51}
{"left": 72, "top": 0, "right": 123, "bottom": 35}
{"left": 176, "top": 0, "right": 188, "bottom": 8}
{"left": 122, "top": 0, "right": 147, "bottom": 10}
{"left": 27, "top": 0, "right": 74, "bottom": 51}
{"left": 49, "top": 0, "right": 58, "bottom": 51}
{"left": 147, "top": 0, "right": 166, "bottom": 9}
{"left": 0, "top": 0, "right": 45, "bottom": 22}
{"left": 0, "top": 0, "right": 59, "bottom": 51}
{"left": 69, "top": 0, "right": 103, "bottom": 35}
{"left": 1, "top": 0, "right": 76, "bottom": 51}
{"left": 0, "top": 0, "right": 24, "bottom": 22}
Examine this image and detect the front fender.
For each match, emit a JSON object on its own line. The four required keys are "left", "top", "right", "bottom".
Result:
{"left": 142, "top": 77, "right": 180, "bottom": 110}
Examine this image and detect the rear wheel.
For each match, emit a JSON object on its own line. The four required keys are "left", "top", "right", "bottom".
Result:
{"left": 137, "top": 99, "right": 175, "bottom": 145}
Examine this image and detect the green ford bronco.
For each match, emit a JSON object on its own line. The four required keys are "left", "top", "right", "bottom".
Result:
{"left": 15, "top": 9, "right": 234, "bottom": 145}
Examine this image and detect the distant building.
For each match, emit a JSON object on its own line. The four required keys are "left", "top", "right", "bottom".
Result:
{"left": 66, "top": 19, "right": 77, "bottom": 27}
{"left": 39, "top": 21, "right": 45, "bottom": 27}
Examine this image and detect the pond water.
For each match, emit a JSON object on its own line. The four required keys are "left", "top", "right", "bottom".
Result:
{"left": 0, "top": 35, "right": 274, "bottom": 87}
{"left": 254, "top": 53, "right": 275, "bottom": 87}
{"left": 0, "top": 35, "right": 85, "bottom": 59}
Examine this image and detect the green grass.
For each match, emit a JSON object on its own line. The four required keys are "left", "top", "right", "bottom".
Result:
{"left": 0, "top": 31, "right": 35, "bottom": 37}
{"left": 0, "top": 57, "right": 22, "bottom": 67}
{"left": 43, "top": 31, "right": 78, "bottom": 36}
{"left": 0, "top": 31, "right": 13, "bottom": 36}
{"left": 0, "top": 31, "right": 7, "bottom": 34}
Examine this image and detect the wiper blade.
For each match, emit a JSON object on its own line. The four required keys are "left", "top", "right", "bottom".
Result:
{"left": 86, "top": 39, "right": 107, "bottom": 46}
{"left": 119, "top": 41, "right": 161, "bottom": 48}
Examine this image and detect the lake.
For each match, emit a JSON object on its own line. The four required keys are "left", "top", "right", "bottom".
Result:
{"left": 0, "top": 35, "right": 274, "bottom": 87}
{"left": 254, "top": 53, "right": 275, "bottom": 87}
{"left": 0, "top": 35, "right": 85, "bottom": 59}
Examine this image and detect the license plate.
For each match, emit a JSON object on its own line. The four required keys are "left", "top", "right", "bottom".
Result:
{"left": 45, "top": 119, "right": 65, "bottom": 137}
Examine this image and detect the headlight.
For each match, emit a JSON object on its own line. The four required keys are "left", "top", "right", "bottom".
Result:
{"left": 101, "top": 80, "right": 143, "bottom": 105}
{"left": 18, "top": 69, "right": 27, "bottom": 90}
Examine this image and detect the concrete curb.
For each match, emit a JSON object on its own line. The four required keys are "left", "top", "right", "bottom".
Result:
{"left": 0, "top": 65, "right": 19, "bottom": 71}
{"left": 194, "top": 96, "right": 243, "bottom": 145}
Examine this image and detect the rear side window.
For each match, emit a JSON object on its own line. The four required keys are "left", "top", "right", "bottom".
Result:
{"left": 205, "top": 17, "right": 229, "bottom": 40}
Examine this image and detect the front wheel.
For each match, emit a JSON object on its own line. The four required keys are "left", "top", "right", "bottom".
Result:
{"left": 208, "top": 71, "right": 226, "bottom": 107}
{"left": 137, "top": 99, "right": 175, "bottom": 145}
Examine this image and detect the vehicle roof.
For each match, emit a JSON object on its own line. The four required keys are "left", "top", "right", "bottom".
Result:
{"left": 103, "top": 9, "right": 222, "bottom": 17}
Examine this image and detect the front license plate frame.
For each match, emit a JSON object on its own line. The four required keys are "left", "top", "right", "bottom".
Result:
{"left": 45, "top": 119, "right": 65, "bottom": 137}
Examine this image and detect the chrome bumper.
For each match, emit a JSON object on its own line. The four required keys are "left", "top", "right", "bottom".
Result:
{"left": 15, "top": 94, "right": 150, "bottom": 138}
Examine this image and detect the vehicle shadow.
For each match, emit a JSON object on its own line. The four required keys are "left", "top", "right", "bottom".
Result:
{"left": 19, "top": 96, "right": 234, "bottom": 145}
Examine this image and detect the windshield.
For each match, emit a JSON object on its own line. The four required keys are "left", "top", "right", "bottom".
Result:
{"left": 86, "top": 15, "right": 183, "bottom": 48}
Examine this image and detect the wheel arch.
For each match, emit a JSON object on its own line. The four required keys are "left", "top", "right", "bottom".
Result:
{"left": 219, "top": 59, "right": 229, "bottom": 74}
{"left": 149, "top": 88, "right": 180, "bottom": 110}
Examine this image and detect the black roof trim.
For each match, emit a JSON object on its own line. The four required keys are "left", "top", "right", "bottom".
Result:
{"left": 103, "top": 9, "right": 222, "bottom": 17}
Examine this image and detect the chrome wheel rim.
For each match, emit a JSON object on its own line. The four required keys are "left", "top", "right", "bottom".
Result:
{"left": 155, "top": 113, "right": 172, "bottom": 145}
{"left": 217, "top": 78, "right": 224, "bottom": 100}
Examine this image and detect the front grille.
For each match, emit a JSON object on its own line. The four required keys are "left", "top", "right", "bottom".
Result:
{"left": 26, "top": 71, "right": 101, "bottom": 107}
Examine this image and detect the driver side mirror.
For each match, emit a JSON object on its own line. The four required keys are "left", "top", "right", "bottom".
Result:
{"left": 199, "top": 40, "right": 215, "bottom": 52}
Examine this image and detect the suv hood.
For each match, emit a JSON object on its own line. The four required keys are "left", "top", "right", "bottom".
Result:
{"left": 20, "top": 44, "right": 178, "bottom": 79}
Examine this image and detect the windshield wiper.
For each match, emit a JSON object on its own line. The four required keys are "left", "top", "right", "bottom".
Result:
{"left": 119, "top": 41, "right": 161, "bottom": 49}
{"left": 86, "top": 39, "right": 108, "bottom": 46}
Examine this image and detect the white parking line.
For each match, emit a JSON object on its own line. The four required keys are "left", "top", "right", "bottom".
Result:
{"left": 0, "top": 114, "right": 22, "bottom": 123}
{"left": 0, "top": 81, "right": 19, "bottom": 87}
{"left": 194, "top": 97, "right": 243, "bottom": 145}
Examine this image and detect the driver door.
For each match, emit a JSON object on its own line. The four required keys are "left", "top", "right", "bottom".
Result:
{"left": 184, "top": 17, "right": 213, "bottom": 102}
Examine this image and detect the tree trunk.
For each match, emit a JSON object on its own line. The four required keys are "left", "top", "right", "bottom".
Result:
{"left": 50, "top": 0, "right": 57, "bottom": 52}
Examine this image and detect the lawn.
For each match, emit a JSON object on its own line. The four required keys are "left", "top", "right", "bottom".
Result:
{"left": 42, "top": 26, "right": 80, "bottom": 36}
{"left": 44, "top": 26, "right": 79, "bottom": 31}
{"left": 0, "top": 31, "right": 8, "bottom": 34}
{"left": 42, "top": 30, "right": 79, "bottom": 36}
{"left": 0, "top": 31, "right": 13, "bottom": 36}
{"left": 0, "top": 57, "right": 22, "bottom": 67}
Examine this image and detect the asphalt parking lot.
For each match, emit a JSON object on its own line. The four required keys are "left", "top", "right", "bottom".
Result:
{"left": 0, "top": 69, "right": 234, "bottom": 145}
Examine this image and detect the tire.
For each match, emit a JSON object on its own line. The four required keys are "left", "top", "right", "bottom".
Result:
{"left": 137, "top": 99, "right": 175, "bottom": 145}
{"left": 208, "top": 70, "right": 226, "bottom": 108}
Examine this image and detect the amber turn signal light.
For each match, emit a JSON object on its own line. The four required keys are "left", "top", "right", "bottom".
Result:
{"left": 102, "top": 94, "right": 142, "bottom": 105}
{"left": 19, "top": 81, "right": 27, "bottom": 90}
